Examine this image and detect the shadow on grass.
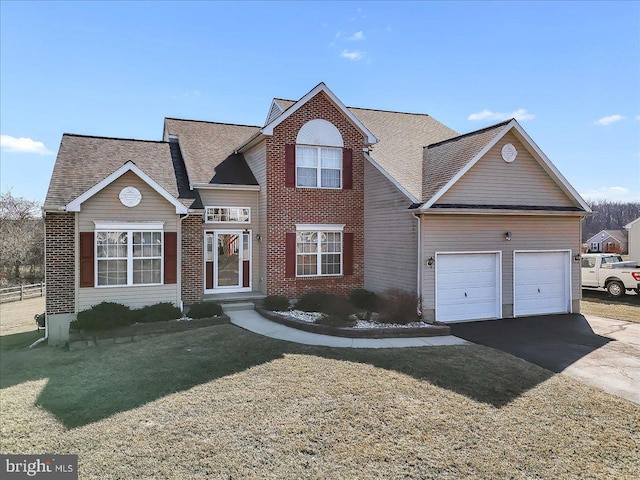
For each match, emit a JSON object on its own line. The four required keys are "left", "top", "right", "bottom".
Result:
{"left": 1, "top": 323, "right": 556, "bottom": 429}
{"left": 0, "top": 330, "right": 44, "bottom": 352}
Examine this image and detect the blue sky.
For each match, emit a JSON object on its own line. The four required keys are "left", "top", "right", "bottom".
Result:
{"left": 1, "top": 1, "right": 639, "bottom": 205}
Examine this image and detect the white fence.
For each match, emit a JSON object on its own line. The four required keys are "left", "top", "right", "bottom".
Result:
{"left": 0, "top": 283, "right": 46, "bottom": 303}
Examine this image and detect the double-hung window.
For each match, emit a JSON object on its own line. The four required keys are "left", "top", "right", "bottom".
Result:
{"left": 95, "top": 224, "right": 163, "bottom": 287}
{"left": 296, "top": 227, "right": 343, "bottom": 277}
{"left": 296, "top": 146, "right": 341, "bottom": 189}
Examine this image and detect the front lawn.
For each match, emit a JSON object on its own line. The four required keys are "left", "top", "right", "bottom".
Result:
{"left": 0, "top": 324, "right": 637, "bottom": 479}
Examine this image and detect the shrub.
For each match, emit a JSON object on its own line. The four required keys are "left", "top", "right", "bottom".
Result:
{"left": 295, "top": 291, "right": 335, "bottom": 313}
{"left": 135, "top": 303, "right": 182, "bottom": 323}
{"left": 71, "top": 302, "right": 133, "bottom": 331}
{"left": 295, "top": 291, "right": 354, "bottom": 317}
{"left": 349, "top": 289, "right": 379, "bottom": 313}
{"left": 378, "top": 289, "right": 418, "bottom": 325}
{"left": 315, "top": 315, "right": 356, "bottom": 328}
{"left": 187, "top": 302, "right": 223, "bottom": 319}
{"left": 263, "top": 295, "right": 290, "bottom": 311}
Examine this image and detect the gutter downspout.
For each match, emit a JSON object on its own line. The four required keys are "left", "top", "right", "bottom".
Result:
{"left": 414, "top": 213, "right": 423, "bottom": 319}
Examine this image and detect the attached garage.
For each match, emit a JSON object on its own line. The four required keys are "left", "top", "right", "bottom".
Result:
{"left": 513, "top": 251, "right": 571, "bottom": 316}
{"left": 435, "top": 252, "right": 501, "bottom": 323}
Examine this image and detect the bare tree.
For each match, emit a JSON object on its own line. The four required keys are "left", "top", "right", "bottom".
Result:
{"left": 0, "top": 191, "right": 44, "bottom": 286}
{"left": 582, "top": 200, "right": 640, "bottom": 241}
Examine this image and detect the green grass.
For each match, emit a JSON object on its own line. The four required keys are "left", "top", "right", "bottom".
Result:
{"left": 1, "top": 325, "right": 638, "bottom": 479}
{"left": 0, "top": 329, "right": 43, "bottom": 352}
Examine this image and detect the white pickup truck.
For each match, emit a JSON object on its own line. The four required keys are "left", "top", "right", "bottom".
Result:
{"left": 581, "top": 253, "right": 640, "bottom": 297}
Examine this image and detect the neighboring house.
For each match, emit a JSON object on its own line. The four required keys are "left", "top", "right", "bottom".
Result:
{"left": 624, "top": 218, "right": 640, "bottom": 262}
{"left": 43, "top": 83, "right": 591, "bottom": 344}
{"left": 584, "top": 230, "right": 628, "bottom": 254}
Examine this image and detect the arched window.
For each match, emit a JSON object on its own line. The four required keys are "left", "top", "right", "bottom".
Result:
{"left": 284, "top": 119, "right": 353, "bottom": 190}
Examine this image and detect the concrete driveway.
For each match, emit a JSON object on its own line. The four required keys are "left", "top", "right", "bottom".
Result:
{"left": 450, "top": 314, "right": 640, "bottom": 404}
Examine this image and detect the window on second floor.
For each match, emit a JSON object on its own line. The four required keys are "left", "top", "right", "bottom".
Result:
{"left": 296, "top": 146, "right": 342, "bottom": 189}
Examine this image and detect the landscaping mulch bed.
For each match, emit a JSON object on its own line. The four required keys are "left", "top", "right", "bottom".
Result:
{"left": 68, "top": 315, "right": 230, "bottom": 350}
{"left": 256, "top": 306, "right": 450, "bottom": 338}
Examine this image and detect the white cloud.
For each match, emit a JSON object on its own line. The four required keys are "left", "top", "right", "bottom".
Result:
{"left": 0, "top": 135, "right": 53, "bottom": 155}
{"left": 340, "top": 49, "right": 364, "bottom": 61}
{"left": 580, "top": 186, "right": 639, "bottom": 202}
{"left": 467, "top": 108, "right": 535, "bottom": 122}
{"left": 348, "top": 31, "right": 365, "bottom": 41}
{"left": 594, "top": 114, "right": 625, "bottom": 126}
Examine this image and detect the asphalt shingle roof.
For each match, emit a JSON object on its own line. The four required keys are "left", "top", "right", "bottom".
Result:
{"left": 422, "top": 121, "right": 510, "bottom": 202}
{"left": 44, "top": 134, "right": 193, "bottom": 208}
{"left": 270, "top": 99, "right": 458, "bottom": 201}
{"left": 164, "top": 118, "right": 260, "bottom": 186}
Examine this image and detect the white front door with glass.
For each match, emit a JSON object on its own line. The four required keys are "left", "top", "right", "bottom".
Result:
{"left": 204, "top": 230, "right": 251, "bottom": 293}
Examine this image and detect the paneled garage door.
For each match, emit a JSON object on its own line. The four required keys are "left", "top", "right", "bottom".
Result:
{"left": 436, "top": 252, "right": 501, "bottom": 323}
{"left": 514, "top": 251, "right": 571, "bottom": 316}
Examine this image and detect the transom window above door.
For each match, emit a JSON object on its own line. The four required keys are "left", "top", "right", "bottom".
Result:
{"left": 205, "top": 206, "right": 250, "bottom": 223}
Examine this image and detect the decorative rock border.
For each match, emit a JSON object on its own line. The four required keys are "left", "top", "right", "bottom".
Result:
{"left": 68, "top": 315, "right": 230, "bottom": 351}
{"left": 255, "top": 306, "right": 450, "bottom": 338}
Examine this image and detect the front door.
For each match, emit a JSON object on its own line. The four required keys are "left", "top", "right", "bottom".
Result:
{"left": 204, "top": 230, "right": 251, "bottom": 293}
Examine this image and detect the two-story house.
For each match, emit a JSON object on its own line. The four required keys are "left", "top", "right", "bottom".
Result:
{"left": 43, "top": 83, "right": 591, "bottom": 344}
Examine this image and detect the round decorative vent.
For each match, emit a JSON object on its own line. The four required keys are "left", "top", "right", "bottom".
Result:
{"left": 119, "top": 186, "right": 142, "bottom": 207}
{"left": 501, "top": 143, "right": 517, "bottom": 163}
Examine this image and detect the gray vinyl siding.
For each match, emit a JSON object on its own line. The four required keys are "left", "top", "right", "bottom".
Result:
{"left": 77, "top": 171, "right": 181, "bottom": 310}
{"left": 420, "top": 214, "right": 582, "bottom": 319}
{"left": 79, "top": 285, "right": 179, "bottom": 311}
{"left": 78, "top": 171, "right": 179, "bottom": 231}
{"left": 199, "top": 188, "right": 261, "bottom": 292}
{"left": 364, "top": 161, "right": 418, "bottom": 294}
{"left": 244, "top": 142, "right": 267, "bottom": 293}
{"left": 438, "top": 132, "right": 574, "bottom": 207}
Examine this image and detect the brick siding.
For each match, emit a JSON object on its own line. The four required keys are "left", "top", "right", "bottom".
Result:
{"left": 266, "top": 91, "right": 366, "bottom": 297}
{"left": 181, "top": 214, "right": 203, "bottom": 305}
{"left": 45, "top": 213, "right": 76, "bottom": 314}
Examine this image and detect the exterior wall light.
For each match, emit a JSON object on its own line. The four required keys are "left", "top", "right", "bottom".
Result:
{"left": 427, "top": 257, "right": 434, "bottom": 266}
{"left": 256, "top": 233, "right": 262, "bottom": 241}
{"left": 505, "top": 231, "right": 512, "bottom": 241}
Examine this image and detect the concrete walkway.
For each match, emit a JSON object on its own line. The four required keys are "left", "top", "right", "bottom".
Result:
{"left": 227, "top": 309, "right": 469, "bottom": 348}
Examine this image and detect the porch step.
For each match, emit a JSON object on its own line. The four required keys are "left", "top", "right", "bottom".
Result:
{"left": 202, "top": 291, "right": 266, "bottom": 303}
{"left": 220, "top": 302, "right": 255, "bottom": 313}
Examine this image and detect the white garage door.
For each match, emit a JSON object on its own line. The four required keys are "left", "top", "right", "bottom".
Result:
{"left": 436, "top": 252, "right": 501, "bottom": 323}
{"left": 514, "top": 251, "right": 570, "bottom": 316}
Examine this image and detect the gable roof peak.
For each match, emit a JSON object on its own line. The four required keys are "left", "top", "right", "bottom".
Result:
{"left": 262, "top": 82, "right": 378, "bottom": 145}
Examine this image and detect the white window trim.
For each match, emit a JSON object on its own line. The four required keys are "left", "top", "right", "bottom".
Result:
{"left": 296, "top": 224, "right": 345, "bottom": 232}
{"left": 295, "top": 145, "right": 342, "bottom": 190}
{"left": 94, "top": 229, "right": 164, "bottom": 288}
{"left": 295, "top": 229, "right": 343, "bottom": 278}
{"left": 94, "top": 221, "right": 165, "bottom": 231}
{"left": 204, "top": 206, "right": 251, "bottom": 224}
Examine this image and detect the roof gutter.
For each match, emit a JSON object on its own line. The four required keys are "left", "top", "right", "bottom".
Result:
{"left": 235, "top": 131, "right": 264, "bottom": 154}
{"left": 191, "top": 183, "right": 260, "bottom": 191}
